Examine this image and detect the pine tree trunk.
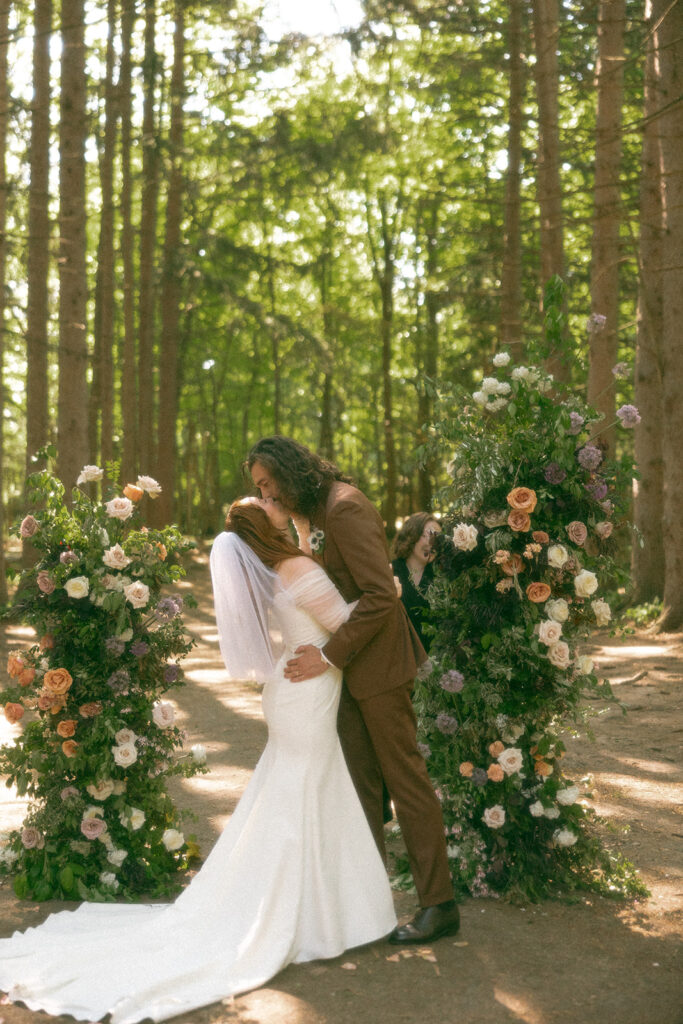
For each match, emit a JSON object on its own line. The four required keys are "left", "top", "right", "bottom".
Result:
{"left": 531, "top": 0, "right": 568, "bottom": 381}
{"left": 587, "top": 0, "right": 625, "bottom": 454}
{"left": 377, "top": 196, "right": 397, "bottom": 536}
{"left": 119, "top": 0, "right": 137, "bottom": 483}
{"left": 26, "top": 0, "right": 52, "bottom": 475}
{"left": 154, "top": 0, "right": 185, "bottom": 525}
{"left": 57, "top": 0, "right": 89, "bottom": 492}
{"left": 417, "top": 201, "right": 440, "bottom": 512}
{"left": 632, "top": 0, "right": 664, "bottom": 604}
{"left": 656, "top": 0, "right": 683, "bottom": 630}
{"left": 499, "top": 0, "right": 524, "bottom": 352}
{"left": 138, "top": 0, "right": 159, "bottom": 476}
{"left": 0, "top": 0, "right": 8, "bottom": 603}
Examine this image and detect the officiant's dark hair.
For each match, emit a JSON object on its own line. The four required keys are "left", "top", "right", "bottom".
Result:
{"left": 225, "top": 499, "right": 304, "bottom": 569}
{"left": 393, "top": 512, "right": 440, "bottom": 561}
{"left": 246, "top": 436, "right": 353, "bottom": 520}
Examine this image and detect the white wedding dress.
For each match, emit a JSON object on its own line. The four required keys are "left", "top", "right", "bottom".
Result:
{"left": 0, "top": 559, "right": 397, "bottom": 1024}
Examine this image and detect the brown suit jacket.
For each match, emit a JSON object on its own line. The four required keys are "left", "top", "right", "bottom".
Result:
{"left": 313, "top": 481, "right": 426, "bottom": 699}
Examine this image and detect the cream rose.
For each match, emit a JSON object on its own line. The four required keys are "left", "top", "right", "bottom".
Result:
{"left": 112, "top": 742, "right": 138, "bottom": 767}
{"left": 594, "top": 521, "right": 613, "bottom": 540}
{"left": 162, "top": 828, "right": 185, "bottom": 851}
{"left": 123, "top": 580, "right": 150, "bottom": 608}
{"left": 545, "top": 597, "right": 569, "bottom": 623}
{"left": 556, "top": 785, "right": 580, "bottom": 805}
{"left": 86, "top": 779, "right": 115, "bottom": 801}
{"left": 553, "top": 828, "right": 578, "bottom": 847}
{"left": 102, "top": 544, "right": 132, "bottom": 570}
{"left": 136, "top": 475, "right": 162, "bottom": 498}
{"left": 482, "top": 805, "right": 506, "bottom": 829}
{"left": 77, "top": 465, "right": 104, "bottom": 484}
{"left": 115, "top": 728, "right": 137, "bottom": 747}
{"left": 105, "top": 496, "right": 134, "bottom": 521}
{"left": 547, "top": 544, "right": 569, "bottom": 569}
{"left": 543, "top": 805, "right": 561, "bottom": 819}
{"left": 575, "top": 655, "right": 594, "bottom": 676}
{"left": 529, "top": 801, "right": 545, "bottom": 817}
{"left": 107, "top": 848, "right": 128, "bottom": 867}
{"left": 452, "top": 523, "right": 479, "bottom": 551}
{"left": 538, "top": 619, "right": 563, "bottom": 647}
{"left": 574, "top": 569, "right": 599, "bottom": 597}
{"left": 497, "top": 747, "right": 523, "bottom": 776}
{"left": 547, "top": 641, "right": 571, "bottom": 669}
{"left": 65, "top": 576, "right": 90, "bottom": 599}
{"left": 152, "top": 702, "right": 175, "bottom": 729}
{"left": 100, "top": 871, "right": 119, "bottom": 889}
{"left": 591, "top": 598, "right": 612, "bottom": 626}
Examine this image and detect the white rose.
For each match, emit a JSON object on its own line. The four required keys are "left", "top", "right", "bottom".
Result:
{"left": 553, "top": 828, "right": 578, "bottom": 847}
{"left": 472, "top": 390, "right": 487, "bottom": 406}
{"left": 99, "top": 871, "right": 119, "bottom": 889}
{"left": 124, "top": 580, "right": 150, "bottom": 608}
{"left": 65, "top": 576, "right": 90, "bottom": 599}
{"left": 529, "top": 801, "right": 545, "bottom": 817}
{"left": 591, "top": 598, "right": 612, "bottom": 627}
{"left": 495, "top": 380, "right": 511, "bottom": 395}
{"left": 162, "top": 828, "right": 184, "bottom": 851}
{"left": 152, "top": 702, "right": 175, "bottom": 729}
{"left": 107, "top": 848, "right": 128, "bottom": 867}
{"left": 115, "top": 728, "right": 137, "bottom": 747}
{"left": 112, "top": 742, "right": 138, "bottom": 767}
{"left": 191, "top": 743, "right": 207, "bottom": 764}
{"left": 497, "top": 747, "right": 523, "bottom": 776}
{"left": 538, "top": 619, "right": 563, "bottom": 647}
{"left": 452, "top": 523, "right": 479, "bottom": 551}
{"left": 511, "top": 366, "right": 530, "bottom": 381}
{"left": 594, "top": 521, "right": 613, "bottom": 540}
{"left": 543, "top": 805, "right": 560, "bottom": 819}
{"left": 575, "top": 655, "right": 594, "bottom": 676}
{"left": 105, "top": 496, "right": 134, "bottom": 521}
{"left": 557, "top": 785, "right": 580, "bottom": 805}
{"left": 493, "top": 352, "right": 511, "bottom": 367}
{"left": 483, "top": 805, "right": 506, "bottom": 829}
{"left": 545, "top": 598, "right": 569, "bottom": 623}
{"left": 86, "top": 779, "right": 115, "bottom": 801}
{"left": 446, "top": 843, "right": 461, "bottom": 858}
{"left": 77, "top": 465, "right": 104, "bottom": 484}
{"left": 547, "top": 641, "right": 571, "bottom": 669}
{"left": 547, "top": 544, "right": 569, "bottom": 569}
{"left": 120, "top": 806, "right": 146, "bottom": 830}
{"left": 574, "top": 569, "right": 599, "bottom": 597}
{"left": 136, "top": 475, "right": 162, "bottom": 498}
{"left": 102, "top": 544, "right": 132, "bottom": 570}
{"left": 487, "top": 397, "right": 508, "bottom": 411}
{"left": 481, "top": 376, "right": 500, "bottom": 395}
{"left": 0, "top": 848, "right": 18, "bottom": 866}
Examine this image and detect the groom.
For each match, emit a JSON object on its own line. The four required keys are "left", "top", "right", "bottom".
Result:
{"left": 247, "top": 436, "right": 460, "bottom": 944}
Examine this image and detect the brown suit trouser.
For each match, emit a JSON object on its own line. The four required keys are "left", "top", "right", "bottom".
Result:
{"left": 337, "top": 680, "right": 454, "bottom": 908}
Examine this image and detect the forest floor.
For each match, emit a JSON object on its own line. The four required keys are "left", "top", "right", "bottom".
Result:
{"left": 0, "top": 543, "right": 681, "bottom": 1024}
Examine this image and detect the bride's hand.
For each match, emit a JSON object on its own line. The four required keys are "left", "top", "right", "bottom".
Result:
{"left": 284, "top": 645, "right": 327, "bottom": 682}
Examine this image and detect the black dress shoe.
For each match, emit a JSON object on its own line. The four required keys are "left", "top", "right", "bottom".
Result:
{"left": 388, "top": 902, "right": 460, "bottom": 944}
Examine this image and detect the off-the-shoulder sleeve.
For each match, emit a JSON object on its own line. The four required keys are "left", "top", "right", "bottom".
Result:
{"left": 285, "top": 565, "right": 355, "bottom": 633}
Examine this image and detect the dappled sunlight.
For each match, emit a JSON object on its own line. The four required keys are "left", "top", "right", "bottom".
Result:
{"left": 494, "top": 988, "right": 546, "bottom": 1024}
{"left": 211, "top": 988, "right": 316, "bottom": 1024}
{"left": 611, "top": 755, "right": 680, "bottom": 777}
{"left": 596, "top": 773, "right": 682, "bottom": 810}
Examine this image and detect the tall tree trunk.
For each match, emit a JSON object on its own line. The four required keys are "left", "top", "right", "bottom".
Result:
{"left": 531, "top": 0, "right": 568, "bottom": 381}
{"left": 499, "top": 0, "right": 524, "bottom": 352}
{"left": 656, "top": 0, "right": 683, "bottom": 630}
{"left": 119, "top": 0, "right": 137, "bottom": 483}
{"left": 372, "top": 194, "right": 398, "bottom": 535}
{"left": 137, "top": 0, "right": 159, "bottom": 476}
{"left": 26, "top": 0, "right": 51, "bottom": 475}
{"left": 317, "top": 237, "right": 335, "bottom": 460}
{"left": 587, "top": 0, "right": 625, "bottom": 454}
{"left": 57, "top": 0, "right": 89, "bottom": 491}
{"left": 417, "top": 201, "right": 440, "bottom": 512}
{"left": 90, "top": 0, "right": 117, "bottom": 472}
{"left": 0, "top": 0, "right": 8, "bottom": 604}
{"left": 632, "top": 0, "right": 664, "bottom": 604}
{"left": 154, "top": 0, "right": 185, "bottom": 525}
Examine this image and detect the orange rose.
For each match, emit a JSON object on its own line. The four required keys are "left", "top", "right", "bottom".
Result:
{"left": 157, "top": 543, "right": 167, "bottom": 561}
{"left": 123, "top": 483, "right": 145, "bottom": 502}
{"left": 501, "top": 553, "right": 524, "bottom": 576}
{"left": 79, "top": 701, "right": 103, "bottom": 718}
{"left": 526, "top": 582, "right": 552, "bottom": 603}
{"left": 38, "top": 691, "right": 66, "bottom": 713}
{"left": 506, "top": 487, "right": 538, "bottom": 513}
{"left": 4, "top": 702, "right": 25, "bottom": 724}
{"left": 534, "top": 759, "right": 553, "bottom": 778}
{"left": 61, "top": 740, "right": 78, "bottom": 758}
{"left": 459, "top": 761, "right": 474, "bottom": 778}
{"left": 7, "top": 653, "right": 25, "bottom": 678}
{"left": 487, "top": 763, "right": 505, "bottom": 782}
{"left": 57, "top": 719, "right": 77, "bottom": 738}
{"left": 532, "top": 531, "right": 549, "bottom": 544}
{"left": 18, "top": 668, "right": 36, "bottom": 687}
{"left": 508, "top": 510, "right": 531, "bottom": 532}
{"left": 43, "top": 668, "right": 73, "bottom": 695}
{"left": 50, "top": 698, "right": 66, "bottom": 715}
{"left": 488, "top": 740, "right": 505, "bottom": 757}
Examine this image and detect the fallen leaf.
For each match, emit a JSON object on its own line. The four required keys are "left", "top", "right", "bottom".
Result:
{"left": 385, "top": 954, "right": 401, "bottom": 962}
{"left": 340, "top": 962, "right": 357, "bottom": 971}
{"left": 453, "top": 941, "right": 469, "bottom": 947}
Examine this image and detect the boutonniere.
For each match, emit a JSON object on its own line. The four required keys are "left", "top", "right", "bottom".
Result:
{"left": 309, "top": 528, "right": 325, "bottom": 554}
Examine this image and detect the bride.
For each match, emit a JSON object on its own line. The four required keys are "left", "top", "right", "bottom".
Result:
{"left": 0, "top": 498, "right": 397, "bottom": 1024}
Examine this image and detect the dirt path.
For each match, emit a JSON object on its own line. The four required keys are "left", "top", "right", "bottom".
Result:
{"left": 1, "top": 545, "right": 682, "bottom": 1024}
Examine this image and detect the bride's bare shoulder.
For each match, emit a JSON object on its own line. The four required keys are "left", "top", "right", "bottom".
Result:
{"left": 276, "top": 556, "right": 319, "bottom": 584}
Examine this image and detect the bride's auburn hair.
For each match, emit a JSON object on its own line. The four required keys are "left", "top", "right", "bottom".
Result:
{"left": 224, "top": 500, "right": 304, "bottom": 569}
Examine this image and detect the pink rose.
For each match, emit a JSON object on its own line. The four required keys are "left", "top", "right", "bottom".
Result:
{"left": 566, "top": 521, "right": 588, "bottom": 546}
{"left": 81, "top": 817, "right": 106, "bottom": 840}
{"left": 594, "top": 521, "right": 613, "bottom": 540}
{"left": 37, "top": 570, "right": 56, "bottom": 594}
{"left": 21, "top": 826, "right": 44, "bottom": 849}
{"left": 20, "top": 515, "right": 39, "bottom": 538}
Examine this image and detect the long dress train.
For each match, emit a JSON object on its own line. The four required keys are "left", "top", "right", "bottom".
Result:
{"left": 0, "top": 564, "right": 397, "bottom": 1023}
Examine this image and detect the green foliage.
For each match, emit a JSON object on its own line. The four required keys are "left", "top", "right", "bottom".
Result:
{"left": 408, "top": 338, "right": 647, "bottom": 902}
{"left": 621, "top": 598, "right": 662, "bottom": 627}
{"left": 0, "top": 463, "right": 206, "bottom": 901}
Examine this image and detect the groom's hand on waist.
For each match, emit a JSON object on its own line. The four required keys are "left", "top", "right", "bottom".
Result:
{"left": 285, "top": 645, "right": 328, "bottom": 682}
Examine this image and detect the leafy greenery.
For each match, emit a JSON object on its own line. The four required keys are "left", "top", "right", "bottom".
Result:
{"left": 0, "top": 459, "right": 205, "bottom": 901}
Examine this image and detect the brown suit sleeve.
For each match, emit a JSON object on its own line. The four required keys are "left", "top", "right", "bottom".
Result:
{"left": 321, "top": 499, "right": 400, "bottom": 669}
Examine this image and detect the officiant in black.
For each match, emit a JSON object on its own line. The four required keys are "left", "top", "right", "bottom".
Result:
{"left": 391, "top": 512, "right": 441, "bottom": 654}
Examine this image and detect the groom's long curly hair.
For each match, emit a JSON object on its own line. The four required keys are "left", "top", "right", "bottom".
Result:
{"left": 246, "top": 436, "right": 353, "bottom": 520}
